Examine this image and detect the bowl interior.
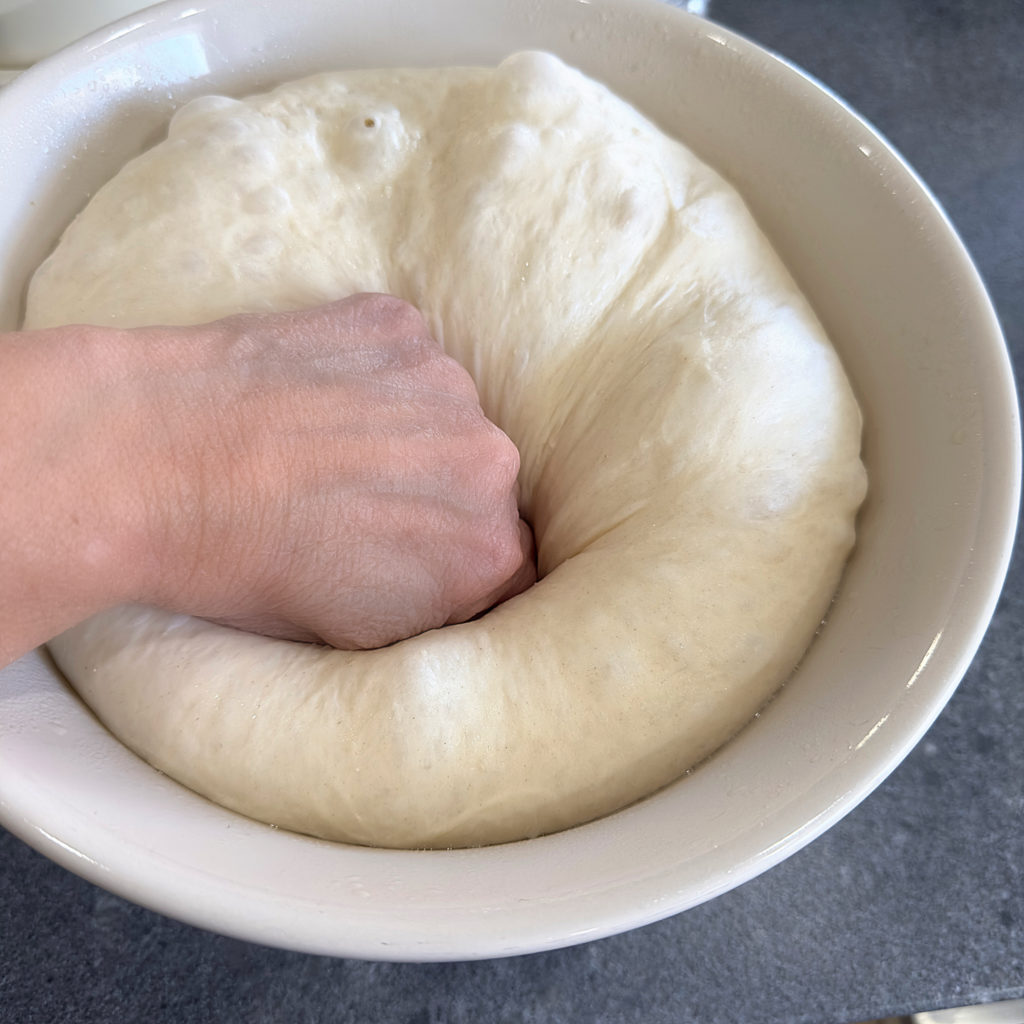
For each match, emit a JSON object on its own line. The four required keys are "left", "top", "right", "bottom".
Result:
{"left": 0, "top": 0, "right": 1017, "bottom": 960}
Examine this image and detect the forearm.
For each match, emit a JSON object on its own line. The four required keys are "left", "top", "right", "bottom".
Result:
{"left": 0, "top": 326, "right": 150, "bottom": 665}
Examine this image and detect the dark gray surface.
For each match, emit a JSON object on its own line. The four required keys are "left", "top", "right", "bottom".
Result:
{"left": 2, "top": 1, "right": 1023, "bottom": 1022}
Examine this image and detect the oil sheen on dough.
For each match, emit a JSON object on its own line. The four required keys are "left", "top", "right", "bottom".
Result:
{"left": 30, "top": 52, "right": 867, "bottom": 848}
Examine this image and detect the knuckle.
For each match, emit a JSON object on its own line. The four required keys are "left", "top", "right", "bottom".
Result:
{"left": 438, "top": 354, "right": 481, "bottom": 401}
{"left": 482, "top": 423, "right": 521, "bottom": 488}
{"left": 343, "top": 292, "right": 429, "bottom": 346}
{"left": 372, "top": 292, "right": 429, "bottom": 337}
{"left": 453, "top": 420, "right": 520, "bottom": 494}
{"left": 491, "top": 525, "right": 525, "bottom": 578}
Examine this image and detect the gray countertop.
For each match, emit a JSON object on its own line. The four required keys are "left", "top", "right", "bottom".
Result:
{"left": 2, "top": 1, "right": 1022, "bottom": 1021}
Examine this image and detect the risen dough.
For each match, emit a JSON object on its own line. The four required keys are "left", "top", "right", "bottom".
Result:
{"left": 31, "top": 52, "right": 866, "bottom": 848}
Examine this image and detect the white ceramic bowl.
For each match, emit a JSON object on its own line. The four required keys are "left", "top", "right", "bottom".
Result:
{"left": 0, "top": 0, "right": 1018, "bottom": 961}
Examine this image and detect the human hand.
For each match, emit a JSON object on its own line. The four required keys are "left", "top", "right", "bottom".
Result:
{"left": 140, "top": 293, "right": 536, "bottom": 648}
{"left": 0, "top": 294, "right": 535, "bottom": 662}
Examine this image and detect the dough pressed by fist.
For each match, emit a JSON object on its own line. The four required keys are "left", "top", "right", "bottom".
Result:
{"left": 31, "top": 52, "right": 867, "bottom": 848}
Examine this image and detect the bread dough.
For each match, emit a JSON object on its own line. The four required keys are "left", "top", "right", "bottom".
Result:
{"left": 29, "top": 52, "right": 867, "bottom": 848}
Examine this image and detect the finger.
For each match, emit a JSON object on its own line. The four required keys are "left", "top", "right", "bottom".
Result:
{"left": 447, "top": 517, "right": 537, "bottom": 626}
{"left": 498, "top": 518, "right": 538, "bottom": 602}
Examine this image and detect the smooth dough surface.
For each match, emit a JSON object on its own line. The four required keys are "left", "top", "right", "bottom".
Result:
{"left": 31, "top": 52, "right": 867, "bottom": 848}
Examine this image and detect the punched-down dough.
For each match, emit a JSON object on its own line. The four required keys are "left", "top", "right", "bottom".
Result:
{"left": 31, "top": 52, "right": 867, "bottom": 848}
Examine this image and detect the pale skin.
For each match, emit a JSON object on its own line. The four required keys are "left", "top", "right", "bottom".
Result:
{"left": 0, "top": 293, "right": 536, "bottom": 668}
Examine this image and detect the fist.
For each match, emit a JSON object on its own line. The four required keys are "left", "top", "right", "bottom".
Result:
{"left": 138, "top": 293, "right": 536, "bottom": 648}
